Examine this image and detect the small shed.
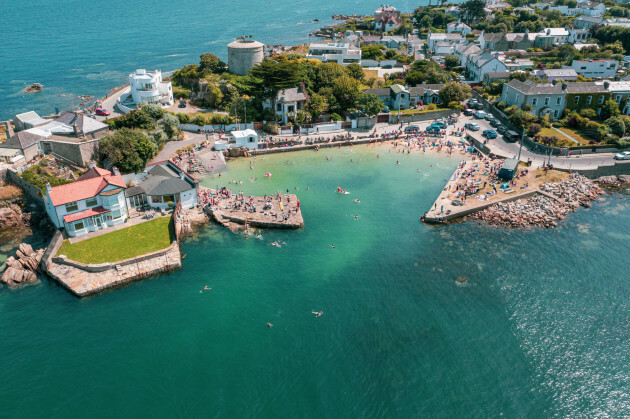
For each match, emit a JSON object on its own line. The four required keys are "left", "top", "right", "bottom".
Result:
{"left": 498, "top": 158, "right": 519, "bottom": 180}
{"left": 227, "top": 129, "right": 259, "bottom": 150}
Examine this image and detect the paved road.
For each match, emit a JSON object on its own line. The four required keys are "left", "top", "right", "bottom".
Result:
{"left": 151, "top": 132, "right": 214, "bottom": 163}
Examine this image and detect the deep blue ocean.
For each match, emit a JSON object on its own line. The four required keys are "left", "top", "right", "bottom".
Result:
{"left": 1, "top": 0, "right": 437, "bottom": 120}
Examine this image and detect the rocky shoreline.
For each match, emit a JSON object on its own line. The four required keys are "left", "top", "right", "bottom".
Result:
{"left": 1, "top": 243, "right": 44, "bottom": 287}
{"left": 467, "top": 175, "right": 605, "bottom": 228}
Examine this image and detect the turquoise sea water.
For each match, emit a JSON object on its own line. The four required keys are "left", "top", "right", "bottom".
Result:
{"left": 0, "top": 0, "right": 440, "bottom": 120}
{"left": 1, "top": 146, "right": 629, "bottom": 417}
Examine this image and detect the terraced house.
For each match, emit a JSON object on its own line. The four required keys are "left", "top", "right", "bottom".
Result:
{"left": 500, "top": 79, "right": 565, "bottom": 119}
{"left": 564, "top": 82, "right": 611, "bottom": 116}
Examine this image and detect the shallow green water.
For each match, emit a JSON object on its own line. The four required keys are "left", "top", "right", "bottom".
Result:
{"left": 1, "top": 146, "right": 628, "bottom": 417}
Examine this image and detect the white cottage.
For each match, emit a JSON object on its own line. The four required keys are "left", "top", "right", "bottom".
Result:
{"left": 44, "top": 164, "right": 129, "bottom": 237}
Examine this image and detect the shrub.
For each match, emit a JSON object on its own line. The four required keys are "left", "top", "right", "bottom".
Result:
{"left": 529, "top": 124, "right": 541, "bottom": 136}
{"left": 264, "top": 122, "right": 279, "bottom": 134}
{"left": 579, "top": 108, "right": 597, "bottom": 119}
{"left": 211, "top": 114, "right": 234, "bottom": 125}
{"left": 496, "top": 101, "right": 508, "bottom": 110}
{"left": 426, "top": 104, "right": 437, "bottom": 110}
{"left": 191, "top": 115, "right": 207, "bottom": 126}
{"left": 177, "top": 113, "right": 190, "bottom": 124}
{"left": 330, "top": 113, "right": 342, "bottom": 121}
{"left": 448, "top": 101, "right": 462, "bottom": 109}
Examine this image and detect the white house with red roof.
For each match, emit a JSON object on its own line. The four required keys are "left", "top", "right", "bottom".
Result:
{"left": 373, "top": 5, "right": 401, "bottom": 32}
{"left": 43, "top": 162, "right": 129, "bottom": 237}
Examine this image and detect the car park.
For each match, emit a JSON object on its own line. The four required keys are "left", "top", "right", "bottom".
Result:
{"left": 464, "top": 109, "right": 473, "bottom": 116}
{"left": 474, "top": 110, "right": 486, "bottom": 119}
{"left": 465, "top": 122, "right": 480, "bottom": 131}
{"left": 484, "top": 113, "right": 494, "bottom": 121}
{"left": 482, "top": 130, "right": 498, "bottom": 139}
{"left": 614, "top": 151, "right": 630, "bottom": 160}
{"left": 497, "top": 125, "right": 508, "bottom": 134}
{"left": 490, "top": 119, "right": 500, "bottom": 127}
{"left": 475, "top": 103, "right": 484, "bottom": 110}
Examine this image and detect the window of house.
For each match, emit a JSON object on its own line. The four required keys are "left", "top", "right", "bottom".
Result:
{"left": 74, "top": 221, "right": 85, "bottom": 231}
{"left": 574, "top": 96, "right": 580, "bottom": 104}
{"left": 598, "top": 95, "right": 605, "bottom": 104}
{"left": 532, "top": 98, "right": 538, "bottom": 106}
{"left": 616, "top": 95, "right": 622, "bottom": 103}
{"left": 65, "top": 202, "right": 78, "bottom": 212}
{"left": 553, "top": 110, "right": 558, "bottom": 118}
{"left": 276, "top": 104, "right": 282, "bottom": 111}
{"left": 587, "top": 96, "right": 592, "bottom": 104}
{"left": 152, "top": 196, "right": 164, "bottom": 203}
{"left": 556, "top": 97, "right": 562, "bottom": 105}
{"left": 111, "top": 210, "right": 122, "bottom": 219}
{"left": 515, "top": 94, "right": 520, "bottom": 102}
{"left": 544, "top": 97, "right": 550, "bottom": 106}
{"left": 85, "top": 198, "right": 98, "bottom": 207}
{"left": 581, "top": 66, "right": 586, "bottom": 70}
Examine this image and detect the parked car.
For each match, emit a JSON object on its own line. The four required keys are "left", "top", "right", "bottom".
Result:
{"left": 464, "top": 109, "right": 473, "bottom": 116}
{"left": 503, "top": 130, "right": 520, "bottom": 142}
{"left": 497, "top": 125, "right": 508, "bottom": 134}
{"left": 468, "top": 98, "right": 477, "bottom": 105}
{"left": 94, "top": 108, "right": 110, "bottom": 116}
{"left": 465, "top": 122, "right": 480, "bottom": 131}
{"left": 614, "top": 151, "right": 630, "bottom": 160}
{"left": 474, "top": 110, "right": 486, "bottom": 119}
{"left": 483, "top": 129, "right": 498, "bottom": 139}
{"left": 404, "top": 125, "right": 420, "bottom": 133}
{"left": 490, "top": 119, "right": 501, "bottom": 128}
{"left": 179, "top": 100, "right": 187, "bottom": 108}
{"left": 474, "top": 103, "right": 484, "bottom": 110}
{"left": 484, "top": 113, "right": 494, "bottom": 121}
{"left": 427, "top": 125, "right": 441, "bottom": 133}
{"left": 432, "top": 120, "right": 447, "bottom": 129}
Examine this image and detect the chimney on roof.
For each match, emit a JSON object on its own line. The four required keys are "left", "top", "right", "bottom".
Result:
{"left": 73, "top": 122, "right": 79, "bottom": 136}
{"left": 180, "top": 171, "right": 185, "bottom": 180}
{"left": 562, "top": 83, "right": 567, "bottom": 90}
{"left": 112, "top": 167, "right": 120, "bottom": 176}
{"left": 525, "top": 29, "right": 529, "bottom": 34}
{"left": 604, "top": 81, "right": 610, "bottom": 89}
{"left": 45, "top": 181, "right": 52, "bottom": 193}
{"left": 89, "top": 160, "right": 96, "bottom": 169}
{"left": 547, "top": 29, "right": 551, "bottom": 35}
{"left": 552, "top": 79, "right": 557, "bottom": 85}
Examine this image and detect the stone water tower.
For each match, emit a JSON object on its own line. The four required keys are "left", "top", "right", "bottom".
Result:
{"left": 227, "top": 37, "right": 264, "bottom": 76}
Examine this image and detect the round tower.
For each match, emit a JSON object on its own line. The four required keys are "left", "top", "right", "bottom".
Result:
{"left": 227, "top": 37, "right": 264, "bottom": 76}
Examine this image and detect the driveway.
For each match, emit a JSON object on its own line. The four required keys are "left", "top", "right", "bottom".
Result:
{"left": 151, "top": 132, "right": 215, "bottom": 163}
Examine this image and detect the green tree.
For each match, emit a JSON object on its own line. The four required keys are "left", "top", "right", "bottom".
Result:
{"left": 444, "top": 55, "right": 460, "bottom": 70}
{"left": 361, "top": 44, "right": 386, "bottom": 61}
{"left": 606, "top": 116, "right": 626, "bottom": 136}
{"left": 99, "top": 129, "right": 155, "bottom": 173}
{"left": 331, "top": 76, "right": 362, "bottom": 111}
{"left": 460, "top": 0, "right": 486, "bottom": 24}
{"left": 199, "top": 53, "right": 226, "bottom": 75}
{"left": 438, "top": 82, "right": 472, "bottom": 104}
{"left": 249, "top": 60, "right": 299, "bottom": 108}
{"left": 142, "top": 104, "right": 165, "bottom": 120}
{"left": 307, "top": 93, "right": 328, "bottom": 121}
{"left": 160, "top": 113, "right": 180, "bottom": 139}
{"left": 601, "top": 99, "right": 620, "bottom": 120}
{"left": 345, "top": 63, "right": 365, "bottom": 82}
{"left": 171, "top": 64, "right": 200, "bottom": 87}
{"left": 358, "top": 93, "right": 385, "bottom": 116}
{"left": 113, "top": 109, "right": 154, "bottom": 130}
{"left": 316, "top": 62, "right": 349, "bottom": 90}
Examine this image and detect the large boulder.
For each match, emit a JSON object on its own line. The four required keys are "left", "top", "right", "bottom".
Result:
{"left": 1, "top": 266, "right": 37, "bottom": 286}
{"left": 618, "top": 175, "right": 630, "bottom": 184}
{"left": 18, "top": 243, "right": 35, "bottom": 256}
{"left": 594, "top": 175, "right": 618, "bottom": 185}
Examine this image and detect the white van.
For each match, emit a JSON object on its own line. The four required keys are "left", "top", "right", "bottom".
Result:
{"left": 474, "top": 110, "right": 486, "bottom": 119}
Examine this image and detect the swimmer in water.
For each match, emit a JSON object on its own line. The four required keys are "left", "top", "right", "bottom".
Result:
{"left": 331, "top": 244, "right": 335, "bottom": 249}
{"left": 200, "top": 285, "right": 212, "bottom": 293}
{"left": 312, "top": 311, "right": 323, "bottom": 317}
{"left": 267, "top": 323, "right": 273, "bottom": 327}
{"left": 354, "top": 214, "right": 359, "bottom": 220}
{"left": 396, "top": 161, "right": 400, "bottom": 165}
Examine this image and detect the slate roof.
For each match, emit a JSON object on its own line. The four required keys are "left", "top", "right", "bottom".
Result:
{"left": 363, "top": 88, "right": 390, "bottom": 96}
{"left": 134, "top": 163, "right": 195, "bottom": 197}
{"left": 276, "top": 87, "right": 308, "bottom": 104}
{"left": 55, "top": 112, "right": 108, "bottom": 135}
{"left": 505, "top": 79, "right": 563, "bottom": 95}
{"left": 564, "top": 82, "right": 608, "bottom": 93}
{"left": 409, "top": 84, "right": 443, "bottom": 96}
{"left": 541, "top": 69, "right": 578, "bottom": 78}
{"left": 1, "top": 131, "right": 45, "bottom": 150}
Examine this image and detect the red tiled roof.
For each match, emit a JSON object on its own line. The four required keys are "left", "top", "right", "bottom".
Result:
{"left": 78, "top": 166, "right": 112, "bottom": 181}
{"left": 48, "top": 172, "right": 126, "bottom": 206}
{"left": 63, "top": 206, "right": 109, "bottom": 223}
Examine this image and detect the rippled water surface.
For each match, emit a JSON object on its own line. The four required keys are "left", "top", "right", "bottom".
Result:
{"left": 1, "top": 146, "right": 628, "bottom": 417}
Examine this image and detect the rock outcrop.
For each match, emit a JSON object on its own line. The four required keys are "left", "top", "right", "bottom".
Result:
{"left": 224, "top": 147, "right": 252, "bottom": 158}
{"left": 1, "top": 243, "right": 44, "bottom": 287}
{"left": 22, "top": 83, "right": 43, "bottom": 93}
{"left": 468, "top": 175, "right": 603, "bottom": 228}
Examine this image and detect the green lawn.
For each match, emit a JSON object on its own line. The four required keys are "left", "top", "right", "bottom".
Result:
{"left": 395, "top": 107, "right": 450, "bottom": 116}
{"left": 538, "top": 127, "right": 575, "bottom": 147}
{"left": 57, "top": 217, "right": 174, "bottom": 264}
{"left": 557, "top": 127, "right": 594, "bottom": 145}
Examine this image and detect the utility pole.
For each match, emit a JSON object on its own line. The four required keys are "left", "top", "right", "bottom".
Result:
{"left": 517, "top": 129, "right": 525, "bottom": 161}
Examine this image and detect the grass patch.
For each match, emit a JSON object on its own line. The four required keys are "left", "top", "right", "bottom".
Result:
{"left": 557, "top": 127, "right": 594, "bottom": 145}
{"left": 536, "top": 127, "right": 576, "bottom": 147}
{"left": 57, "top": 217, "right": 174, "bottom": 264}
{"left": 395, "top": 106, "right": 450, "bottom": 116}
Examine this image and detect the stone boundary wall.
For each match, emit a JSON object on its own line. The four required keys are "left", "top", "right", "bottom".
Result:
{"left": 41, "top": 230, "right": 64, "bottom": 268}
{"left": 52, "top": 241, "right": 179, "bottom": 272}
{"left": 559, "top": 160, "right": 630, "bottom": 179}
{"left": 5, "top": 169, "right": 44, "bottom": 205}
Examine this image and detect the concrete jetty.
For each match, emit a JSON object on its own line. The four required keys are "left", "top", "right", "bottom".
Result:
{"left": 201, "top": 188, "right": 303, "bottom": 231}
